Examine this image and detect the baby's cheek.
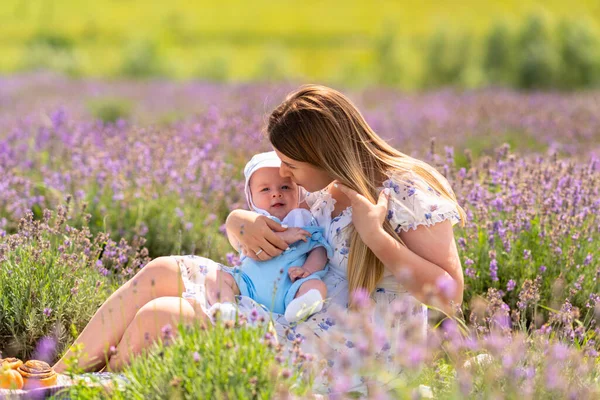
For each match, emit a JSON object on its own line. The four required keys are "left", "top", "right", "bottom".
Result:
{"left": 253, "top": 194, "right": 270, "bottom": 209}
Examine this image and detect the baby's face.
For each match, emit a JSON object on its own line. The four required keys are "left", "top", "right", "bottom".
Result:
{"left": 250, "top": 167, "right": 298, "bottom": 220}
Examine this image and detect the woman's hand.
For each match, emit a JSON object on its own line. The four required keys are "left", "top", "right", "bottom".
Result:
{"left": 225, "top": 210, "right": 290, "bottom": 261}
{"left": 334, "top": 182, "right": 391, "bottom": 246}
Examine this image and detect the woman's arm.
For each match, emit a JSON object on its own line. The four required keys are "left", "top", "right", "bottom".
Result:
{"left": 225, "top": 210, "right": 294, "bottom": 261}
{"left": 334, "top": 182, "right": 463, "bottom": 315}
{"left": 366, "top": 221, "right": 463, "bottom": 314}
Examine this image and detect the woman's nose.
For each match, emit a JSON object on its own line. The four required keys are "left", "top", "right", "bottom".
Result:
{"left": 279, "top": 166, "right": 290, "bottom": 178}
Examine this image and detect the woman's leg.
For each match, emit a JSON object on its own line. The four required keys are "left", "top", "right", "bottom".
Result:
{"left": 107, "top": 296, "right": 204, "bottom": 371}
{"left": 205, "top": 268, "right": 240, "bottom": 306}
{"left": 53, "top": 257, "right": 187, "bottom": 373}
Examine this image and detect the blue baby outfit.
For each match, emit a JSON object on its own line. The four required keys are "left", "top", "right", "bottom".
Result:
{"left": 223, "top": 213, "right": 332, "bottom": 315}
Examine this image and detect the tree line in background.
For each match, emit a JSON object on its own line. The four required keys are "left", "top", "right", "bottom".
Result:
{"left": 13, "top": 13, "right": 600, "bottom": 90}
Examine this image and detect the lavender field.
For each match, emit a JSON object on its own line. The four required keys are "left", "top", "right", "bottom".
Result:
{"left": 1, "top": 74, "right": 600, "bottom": 398}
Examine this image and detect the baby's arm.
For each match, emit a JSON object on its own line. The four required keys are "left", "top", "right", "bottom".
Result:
{"left": 288, "top": 246, "right": 328, "bottom": 282}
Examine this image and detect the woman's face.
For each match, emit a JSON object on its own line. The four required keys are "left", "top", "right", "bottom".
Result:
{"left": 274, "top": 148, "right": 334, "bottom": 192}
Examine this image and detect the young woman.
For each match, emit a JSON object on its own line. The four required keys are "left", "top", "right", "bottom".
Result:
{"left": 54, "top": 85, "right": 465, "bottom": 380}
{"left": 225, "top": 84, "right": 465, "bottom": 354}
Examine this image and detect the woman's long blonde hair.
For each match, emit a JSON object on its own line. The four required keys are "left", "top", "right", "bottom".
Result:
{"left": 267, "top": 84, "right": 465, "bottom": 306}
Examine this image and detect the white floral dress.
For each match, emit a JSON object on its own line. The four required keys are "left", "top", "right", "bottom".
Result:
{"left": 173, "top": 171, "right": 461, "bottom": 392}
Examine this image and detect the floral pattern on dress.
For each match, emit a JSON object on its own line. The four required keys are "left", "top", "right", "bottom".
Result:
{"left": 383, "top": 170, "right": 461, "bottom": 233}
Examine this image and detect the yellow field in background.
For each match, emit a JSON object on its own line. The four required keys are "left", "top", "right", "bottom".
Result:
{"left": 1, "top": 0, "right": 599, "bottom": 86}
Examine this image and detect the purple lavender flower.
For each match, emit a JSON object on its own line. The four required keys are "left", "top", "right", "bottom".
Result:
{"left": 489, "top": 259, "right": 499, "bottom": 282}
{"left": 161, "top": 324, "right": 173, "bottom": 340}
{"left": 437, "top": 275, "right": 457, "bottom": 299}
{"left": 506, "top": 279, "right": 516, "bottom": 291}
{"left": 351, "top": 288, "right": 371, "bottom": 308}
{"left": 465, "top": 268, "right": 476, "bottom": 278}
{"left": 249, "top": 309, "right": 258, "bottom": 322}
{"left": 32, "top": 336, "right": 57, "bottom": 363}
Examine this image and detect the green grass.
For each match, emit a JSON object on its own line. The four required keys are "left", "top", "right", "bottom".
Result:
{"left": 61, "top": 320, "right": 314, "bottom": 399}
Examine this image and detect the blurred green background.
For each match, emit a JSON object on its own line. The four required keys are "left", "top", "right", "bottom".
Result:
{"left": 2, "top": 0, "right": 600, "bottom": 89}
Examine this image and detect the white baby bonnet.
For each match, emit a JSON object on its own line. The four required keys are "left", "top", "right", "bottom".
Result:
{"left": 243, "top": 151, "right": 307, "bottom": 216}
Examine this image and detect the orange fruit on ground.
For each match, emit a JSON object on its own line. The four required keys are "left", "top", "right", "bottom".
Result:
{"left": 0, "top": 358, "right": 23, "bottom": 370}
{"left": 0, "top": 368, "right": 24, "bottom": 390}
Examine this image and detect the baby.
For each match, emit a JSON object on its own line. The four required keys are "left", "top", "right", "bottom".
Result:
{"left": 205, "top": 151, "right": 331, "bottom": 323}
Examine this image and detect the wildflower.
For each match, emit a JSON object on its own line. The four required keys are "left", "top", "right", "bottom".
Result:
{"left": 408, "top": 348, "right": 424, "bottom": 367}
{"left": 226, "top": 252, "right": 240, "bottom": 266}
{"left": 161, "top": 324, "right": 173, "bottom": 340}
{"left": 551, "top": 343, "right": 569, "bottom": 361}
{"left": 332, "top": 374, "right": 352, "bottom": 394}
{"left": 436, "top": 275, "right": 457, "bottom": 299}
{"left": 506, "top": 279, "right": 516, "bottom": 292}
{"left": 517, "top": 277, "right": 541, "bottom": 310}
{"left": 43, "top": 308, "right": 52, "bottom": 317}
{"left": 33, "top": 336, "right": 57, "bottom": 363}
{"left": 489, "top": 259, "right": 499, "bottom": 282}
{"left": 249, "top": 309, "right": 258, "bottom": 322}
{"left": 351, "top": 288, "right": 371, "bottom": 309}
{"left": 539, "top": 265, "right": 547, "bottom": 273}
